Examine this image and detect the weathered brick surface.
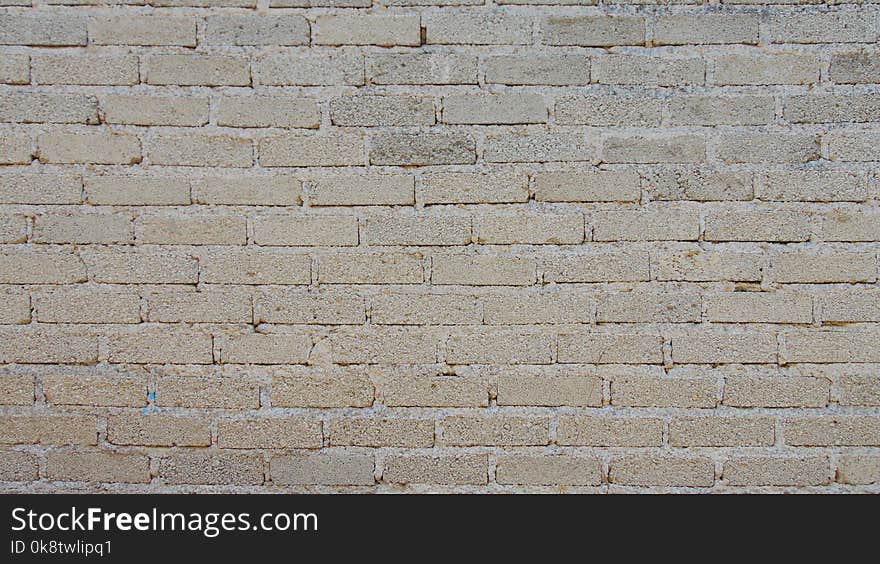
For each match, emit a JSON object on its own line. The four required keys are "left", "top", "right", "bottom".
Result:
{"left": 1, "top": 2, "right": 877, "bottom": 495}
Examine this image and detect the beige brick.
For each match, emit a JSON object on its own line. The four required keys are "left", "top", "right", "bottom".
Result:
{"left": 103, "top": 96, "right": 209, "bottom": 127}
{"left": 724, "top": 375, "right": 829, "bottom": 408}
{"left": 371, "top": 293, "right": 479, "bottom": 325}
{"left": 421, "top": 172, "right": 528, "bottom": 205}
{"left": 256, "top": 289, "right": 364, "bottom": 325}
{"left": 772, "top": 251, "right": 877, "bottom": 283}
{"left": 0, "top": 53, "right": 28, "bottom": 84}
{"left": 362, "top": 213, "right": 470, "bottom": 246}
{"left": 484, "top": 131, "right": 593, "bottom": 163}
{"left": 367, "top": 53, "right": 477, "bottom": 85}
{"left": 558, "top": 333, "right": 663, "bottom": 364}
{"left": 0, "top": 212, "right": 26, "bottom": 244}
{"left": 146, "top": 134, "right": 252, "bottom": 168}
{"left": 217, "top": 333, "right": 312, "bottom": 364}
{"left": 255, "top": 214, "right": 357, "bottom": 247}
{"left": 768, "top": 11, "right": 878, "bottom": 44}
{"left": 432, "top": 254, "right": 535, "bottom": 286}
{"left": 107, "top": 412, "right": 211, "bottom": 446}
{"left": 33, "top": 287, "right": 140, "bottom": 324}
{"left": 145, "top": 288, "right": 252, "bottom": 323}
{"left": 831, "top": 52, "right": 880, "bottom": 84}
{"left": 556, "top": 95, "right": 662, "bottom": 127}
{"left": 38, "top": 131, "right": 141, "bottom": 165}
{"left": 839, "top": 374, "right": 880, "bottom": 407}
{"left": 89, "top": 16, "right": 196, "bottom": 46}
{"left": 145, "top": 55, "right": 250, "bottom": 86}
{"left": 785, "top": 93, "right": 880, "bottom": 124}
{"left": 671, "top": 416, "right": 775, "bottom": 447}
{"left": 756, "top": 170, "right": 866, "bottom": 202}
{"left": 705, "top": 292, "right": 812, "bottom": 324}
{"left": 558, "top": 416, "right": 663, "bottom": 446}
{"left": 46, "top": 449, "right": 150, "bottom": 483}
{"left": 0, "top": 128, "right": 32, "bottom": 164}
{"left": 0, "top": 248, "right": 86, "bottom": 284}
{"left": 496, "top": 455, "right": 602, "bottom": 486}
{"left": 0, "top": 450, "right": 38, "bottom": 481}
{"left": 443, "top": 93, "right": 546, "bottom": 125}
{"left": 497, "top": 371, "right": 602, "bottom": 407}
{"left": 0, "top": 91, "right": 97, "bottom": 124}
{"left": 0, "top": 173, "right": 81, "bottom": 205}
{"left": 654, "top": 13, "right": 759, "bottom": 45}
{"left": 383, "top": 454, "right": 488, "bottom": 485}
{"left": 217, "top": 96, "right": 320, "bottom": 129}
{"left": 370, "top": 132, "right": 476, "bottom": 166}
{"left": 218, "top": 417, "right": 322, "bottom": 449}
{"left": 159, "top": 452, "right": 264, "bottom": 486}
{"left": 593, "top": 208, "right": 700, "bottom": 241}
{"left": 724, "top": 456, "right": 831, "bottom": 486}
{"left": 441, "top": 416, "right": 548, "bottom": 446}
{"left": 199, "top": 249, "right": 311, "bottom": 285}
{"left": 0, "top": 415, "right": 96, "bottom": 445}
{"left": 319, "top": 252, "right": 423, "bottom": 284}
{"left": 534, "top": 171, "right": 640, "bottom": 203}
{"left": 206, "top": 14, "right": 309, "bottom": 45}
{"left": 672, "top": 331, "right": 777, "bottom": 364}
{"left": 485, "top": 54, "right": 589, "bottom": 85}
{"left": 713, "top": 53, "right": 819, "bottom": 85}
{"left": 837, "top": 455, "right": 880, "bottom": 485}
{"left": 603, "top": 134, "right": 705, "bottom": 164}
{"left": 137, "top": 212, "right": 246, "bottom": 245}
{"left": 157, "top": 376, "right": 259, "bottom": 409}
{"left": 598, "top": 290, "right": 701, "bottom": 323}
{"left": 0, "top": 14, "right": 86, "bottom": 46}
{"left": 193, "top": 176, "right": 301, "bottom": 206}
{"left": 271, "top": 366, "right": 374, "bottom": 408}
{"left": 474, "top": 212, "right": 583, "bottom": 245}
{"left": 645, "top": 169, "right": 754, "bottom": 201}
{"left": 827, "top": 129, "right": 880, "bottom": 162}
{"left": 378, "top": 371, "right": 488, "bottom": 408}
{"left": 611, "top": 375, "right": 718, "bottom": 408}
{"left": 447, "top": 330, "right": 554, "bottom": 364}
{"left": 785, "top": 416, "right": 880, "bottom": 446}
{"left": 483, "top": 290, "right": 594, "bottom": 325}
{"left": 34, "top": 211, "right": 132, "bottom": 244}
{"left": 822, "top": 210, "right": 880, "bottom": 242}
{"left": 32, "top": 53, "right": 138, "bottom": 86}
{"left": 544, "top": 250, "right": 650, "bottom": 283}
{"left": 327, "top": 328, "right": 437, "bottom": 364}
{"left": 715, "top": 132, "right": 819, "bottom": 164}
{"left": 540, "top": 15, "right": 644, "bottom": 46}
{"left": 329, "top": 417, "right": 434, "bottom": 447}
{"left": 261, "top": 134, "right": 364, "bottom": 167}
{"left": 425, "top": 13, "right": 532, "bottom": 45}
{"left": 256, "top": 49, "right": 364, "bottom": 86}
{"left": 820, "top": 290, "right": 880, "bottom": 322}
{"left": 270, "top": 453, "right": 374, "bottom": 486}
{"left": 594, "top": 55, "right": 704, "bottom": 86}
{"left": 708, "top": 208, "right": 812, "bottom": 242}
{"left": 82, "top": 248, "right": 197, "bottom": 284}
{"left": 611, "top": 456, "right": 714, "bottom": 488}
{"left": 0, "top": 326, "right": 97, "bottom": 364}
{"left": 311, "top": 174, "right": 413, "bottom": 207}
{"left": 108, "top": 326, "right": 213, "bottom": 364}
{"left": 782, "top": 331, "right": 880, "bottom": 363}
{"left": 0, "top": 290, "right": 29, "bottom": 324}
{"left": 314, "top": 15, "right": 420, "bottom": 46}
{"left": 0, "top": 373, "right": 34, "bottom": 405}
{"left": 668, "top": 95, "right": 774, "bottom": 126}
{"left": 85, "top": 175, "right": 190, "bottom": 206}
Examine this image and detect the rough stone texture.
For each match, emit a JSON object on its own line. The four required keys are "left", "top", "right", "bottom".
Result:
{"left": 0, "top": 2, "right": 878, "bottom": 495}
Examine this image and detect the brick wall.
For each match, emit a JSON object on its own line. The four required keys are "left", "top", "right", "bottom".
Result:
{"left": 1, "top": 1, "right": 879, "bottom": 493}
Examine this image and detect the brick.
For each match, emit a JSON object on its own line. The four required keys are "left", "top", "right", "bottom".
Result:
{"left": 598, "top": 290, "right": 701, "bottom": 323}
{"left": 0, "top": 327, "right": 97, "bottom": 364}
{"left": 370, "top": 132, "right": 476, "bottom": 166}
{"left": 330, "top": 96, "right": 434, "bottom": 128}
{"left": 146, "top": 134, "right": 252, "bottom": 168}
{"left": 157, "top": 376, "right": 259, "bottom": 409}
{"left": 672, "top": 331, "right": 777, "bottom": 364}
{"left": 0, "top": 212, "right": 26, "bottom": 244}
{"left": 756, "top": 170, "right": 866, "bottom": 202}
{"left": 485, "top": 131, "right": 593, "bottom": 163}
{"left": 705, "top": 292, "right": 813, "bottom": 324}
{"left": 820, "top": 290, "right": 880, "bottom": 322}
{"left": 38, "top": 131, "right": 141, "bottom": 165}
{"left": 217, "top": 96, "right": 320, "bottom": 129}
{"left": 145, "top": 288, "right": 251, "bottom": 323}
{"left": 837, "top": 455, "right": 880, "bottom": 485}
{"left": 654, "top": 13, "right": 759, "bottom": 45}
{"left": 329, "top": 417, "right": 434, "bottom": 447}
{"left": 256, "top": 49, "right": 363, "bottom": 86}
{"left": 540, "top": 16, "right": 644, "bottom": 46}
{"left": 603, "top": 134, "right": 705, "bottom": 164}
{"left": 270, "top": 453, "right": 374, "bottom": 486}
{"left": 254, "top": 215, "right": 357, "bottom": 247}
{"left": 830, "top": 52, "right": 880, "bottom": 84}
{"left": 421, "top": 172, "right": 528, "bottom": 205}
{"left": 0, "top": 415, "right": 96, "bottom": 445}
{"left": 192, "top": 176, "right": 301, "bottom": 206}
{"left": 544, "top": 250, "right": 650, "bottom": 283}
{"left": 611, "top": 456, "right": 714, "bottom": 488}
{"left": 558, "top": 416, "right": 663, "bottom": 446}
{"left": 611, "top": 375, "right": 718, "bottom": 408}
{"left": 261, "top": 134, "right": 364, "bottom": 167}
{"left": 713, "top": 53, "right": 819, "bottom": 85}
{"left": 593, "top": 208, "right": 700, "bottom": 241}
{"left": 256, "top": 289, "right": 364, "bottom": 325}
{"left": 109, "top": 326, "right": 213, "bottom": 364}
{"left": 443, "top": 93, "right": 546, "bottom": 125}
{"left": 705, "top": 209, "right": 812, "bottom": 242}
{"left": 327, "top": 329, "right": 437, "bottom": 364}
{"left": 822, "top": 210, "right": 880, "bottom": 242}
{"left": 724, "top": 375, "right": 829, "bottom": 408}
{"left": 0, "top": 450, "right": 38, "bottom": 481}
{"left": 0, "top": 247, "right": 86, "bottom": 284}
{"left": 535, "top": 171, "right": 639, "bottom": 203}
{"left": 715, "top": 132, "right": 819, "bottom": 164}
{"left": 769, "top": 11, "right": 878, "bottom": 44}
{"left": 32, "top": 53, "right": 138, "bottom": 85}
{"left": 556, "top": 95, "right": 661, "bottom": 127}
{"left": 145, "top": 55, "right": 250, "bottom": 86}
{"left": 446, "top": 330, "right": 554, "bottom": 364}
{"left": 85, "top": 176, "right": 190, "bottom": 206}
{"left": 0, "top": 14, "right": 86, "bottom": 46}
{"left": 782, "top": 331, "right": 880, "bottom": 363}
{"left": 82, "top": 248, "right": 197, "bottom": 284}
{"left": 839, "top": 374, "right": 880, "bottom": 407}
{"left": 319, "top": 252, "right": 423, "bottom": 284}
{"left": 785, "top": 416, "right": 880, "bottom": 446}
{"left": 89, "top": 16, "right": 196, "bottom": 46}
{"left": 441, "top": 416, "right": 548, "bottom": 446}
{"left": 0, "top": 91, "right": 97, "bottom": 124}
{"left": 103, "top": 96, "right": 209, "bottom": 127}
{"left": 378, "top": 371, "right": 488, "bottom": 407}
{"left": 485, "top": 54, "right": 589, "bottom": 85}
{"left": 107, "top": 413, "right": 211, "bottom": 446}
{"left": 0, "top": 371, "right": 32, "bottom": 405}
{"left": 383, "top": 454, "right": 488, "bottom": 485}
{"left": 217, "top": 333, "right": 312, "bottom": 364}
{"left": 594, "top": 55, "right": 704, "bottom": 86}
{"left": 668, "top": 95, "right": 774, "bottom": 126}
{"left": 312, "top": 174, "right": 413, "bottom": 206}
{"left": 314, "top": 15, "right": 420, "bottom": 46}
{"left": 670, "top": 417, "right": 775, "bottom": 447}
{"left": 34, "top": 211, "right": 133, "bottom": 244}
{"left": 206, "top": 14, "right": 309, "bottom": 45}
{"left": 0, "top": 290, "right": 29, "bottom": 324}
{"left": 271, "top": 366, "right": 374, "bottom": 408}
{"left": 483, "top": 290, "right": 594, "bottom": 325}
{"left": 199, "top": 249, "right": 311, "bottom": 285}
{"left": 160, "top": 452, "right": 264, "bottom": 485}
{"left": 425, "top": 13, "right": 532, "bottom": 45}
{"left": 137, "top": 212, "right": 246, "bottom": 245}
{"left": 496, "top": 455, "right": 602, "bottom": 486}
{"left": 367, "top": 53, "right": 477, "bottom": 85}
{"left": 432, "top": 254, "right": 536, "bottom": 286}
{"left": 218, "top": 417, "right": 322, "bottom": 449}
{"left": 785, "top": 93, "right": 880, "bottom": 124}
{"left": 33, "top": 287, "right": 140, "bottom": 324}
{"left": 46, "top": 449, "right": 150, "bottom": 483}
{"left": 475, "top": 212, "right": 583, "bottom": 245}
{"left": 496, "top": 371, "right": 602, "bottom": 407}
{"left": 645, "top": 169, "right": 753, "bottom": 201}
{"left": 827, "top": 129, "right": 880, "bottom": 162}
{"left": 772, "top": 251, "right": 877, "bottom": 283}
{"left": 0, "top": 53, "right": 28, "bottom": 84}
{"left": 558, "top": 333, "right": 663, "bottom": 364}
{"left": 363, "top": 213, "right": 470, "bottom": 246}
